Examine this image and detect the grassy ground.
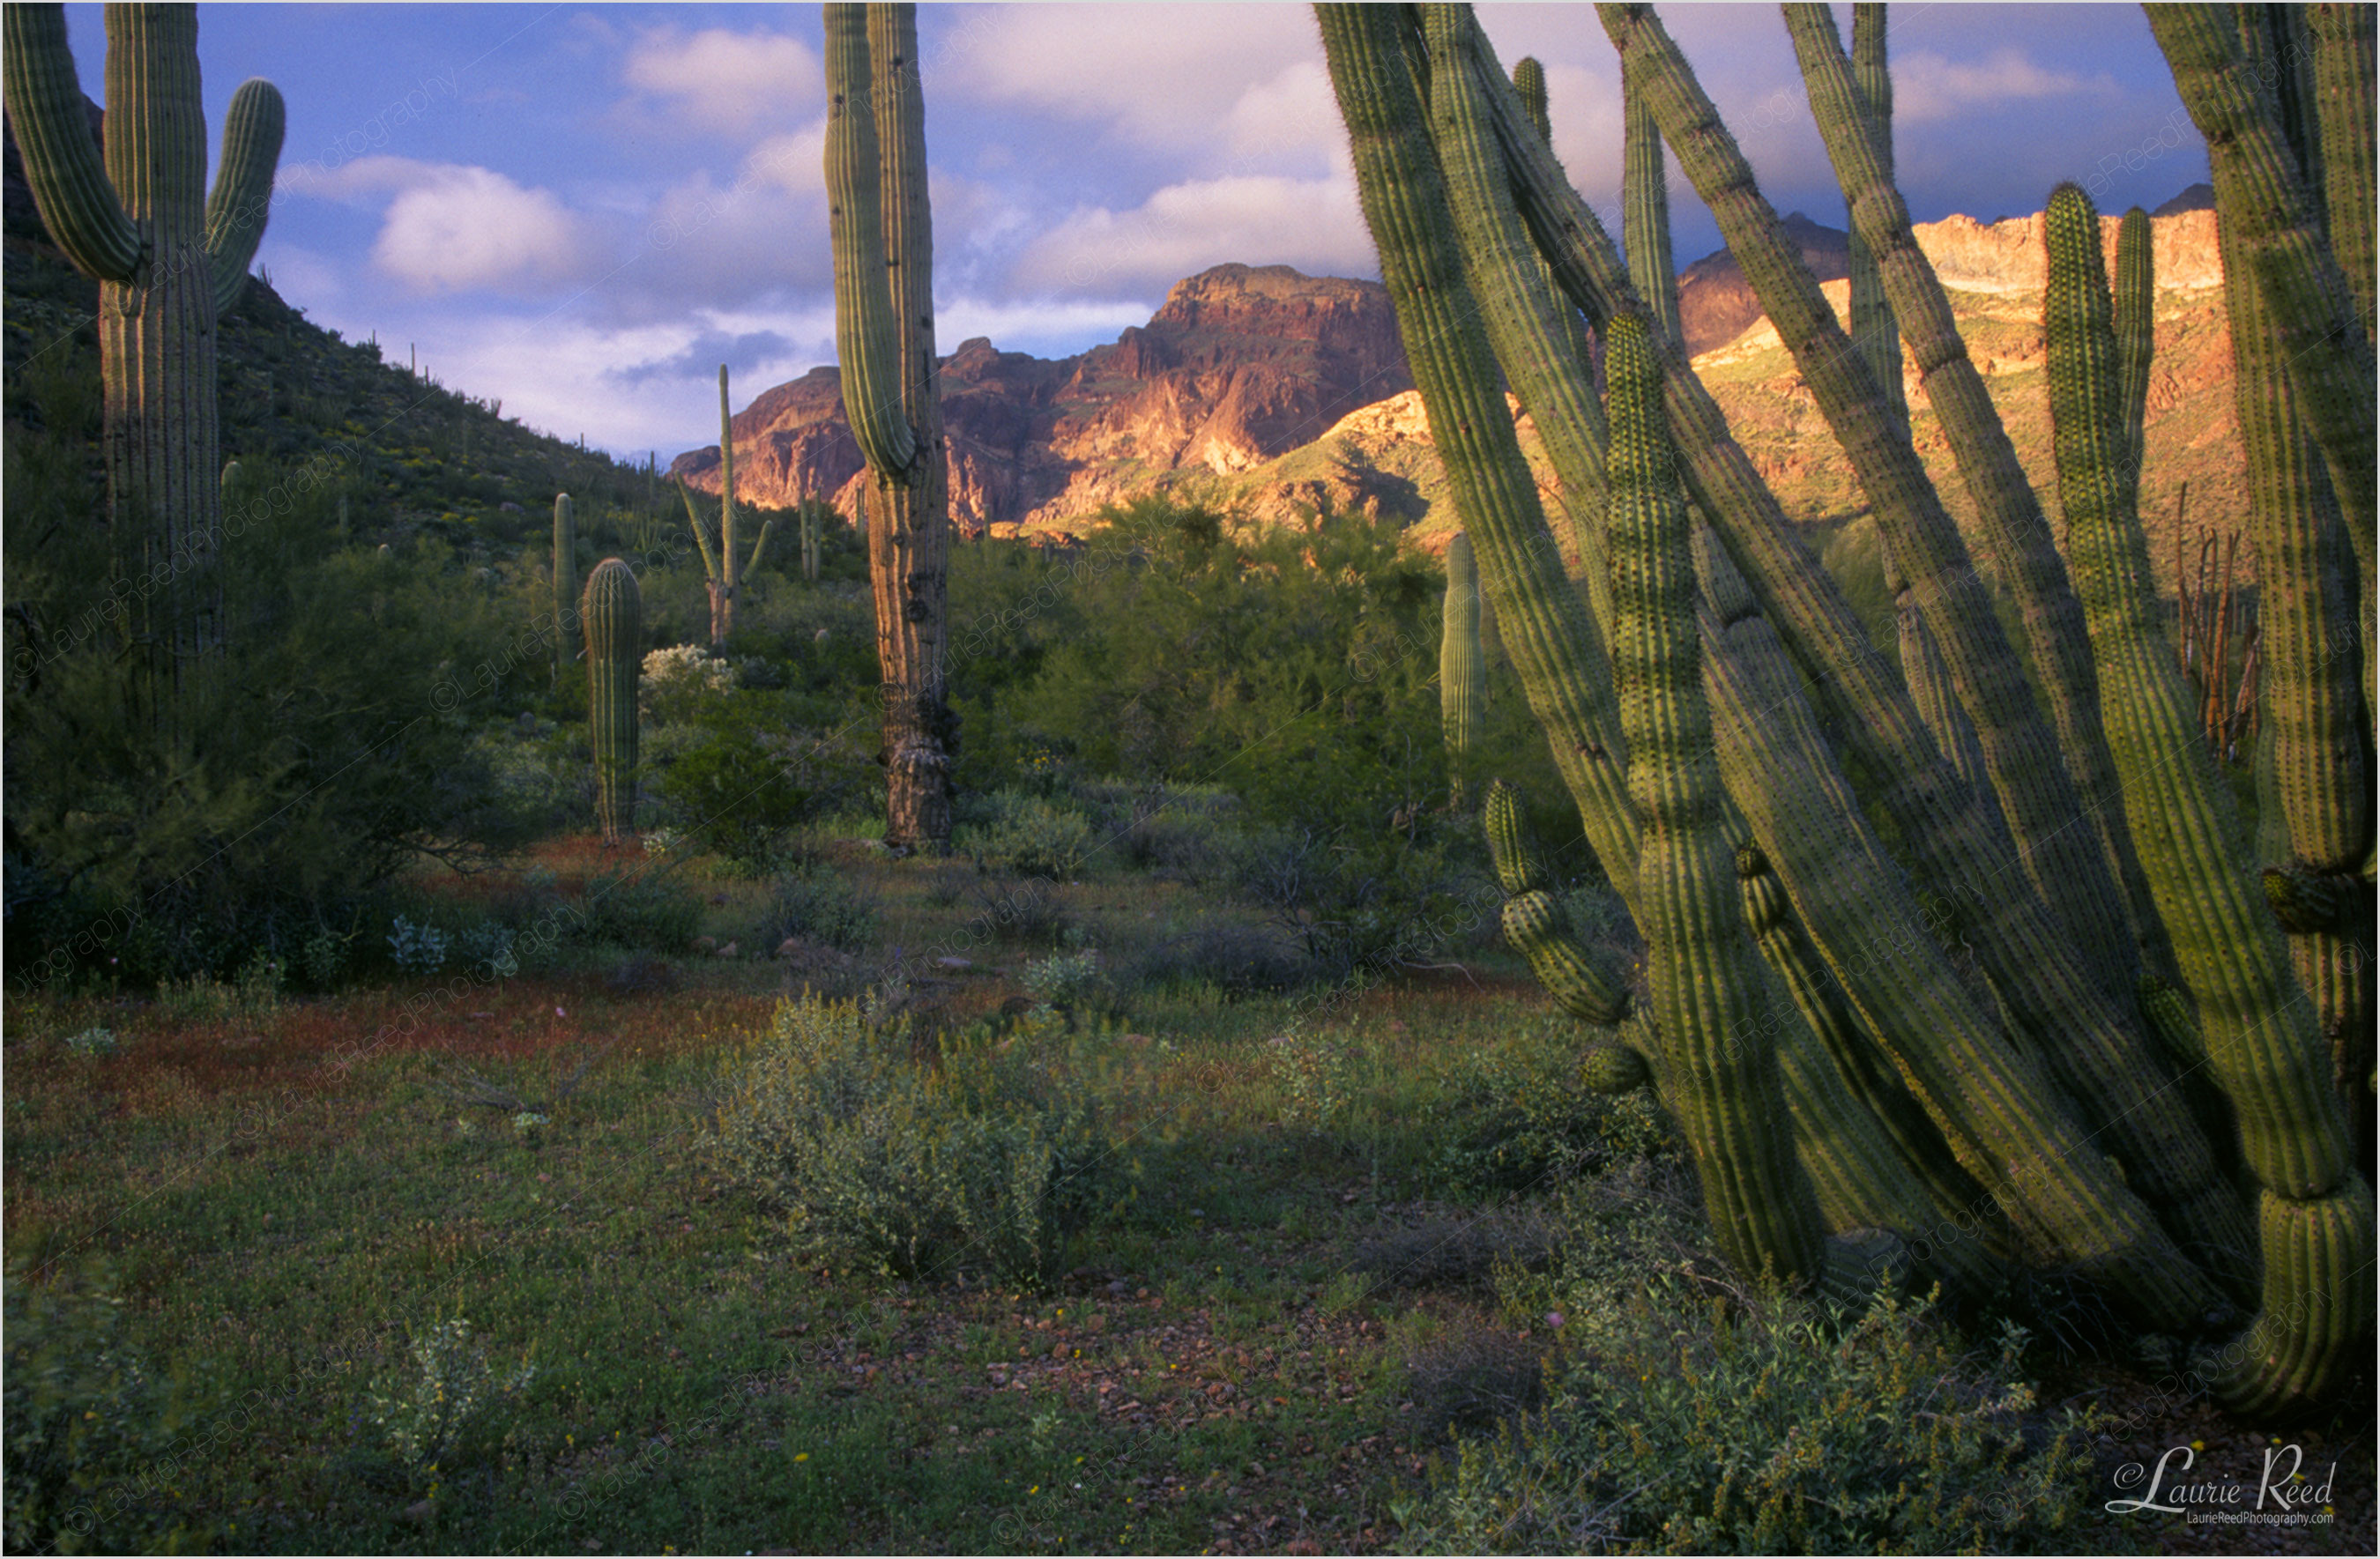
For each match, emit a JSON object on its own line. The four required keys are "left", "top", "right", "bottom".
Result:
{"left": 4, "top": 836, "right": 2371, "bottom": 1556}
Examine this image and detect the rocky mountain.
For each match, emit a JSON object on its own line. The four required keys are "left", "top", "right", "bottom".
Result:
{"left": 670, "top": 264, "right": 1410, "bottom": 534}
{"left": 1675, "top": 211, "right": 1852, "bottom": 356}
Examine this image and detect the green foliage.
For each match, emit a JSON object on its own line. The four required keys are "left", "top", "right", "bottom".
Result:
{"left": 1426, "top": 1015, "right": 1673, "bottom": 1194}
{"left": 4, "top": 1263, "right": 208, "bottom": 1554}
{"left": 1408, "top": 1279, "right": 2096, "bottom": 1555}
{"left": 1019, "top": 947, "right": 1115, "bottom": 1028}
{"left": 361, "top": 1317, "right": 535, "bottom": 1473}
{"left": 957, "top": 791, "right": 1098, "bottom": 880}
{"left": 571, "top": 867, "right": 703, "bottom": 953}
{"left": 760, "top": 869, "right": 881, "bottom": 954}
{"left": 648, "top": 687, "right": 866, "bottom": 870}
{"left": 707, "top": 994, "right": 1131, "bottom": 1283}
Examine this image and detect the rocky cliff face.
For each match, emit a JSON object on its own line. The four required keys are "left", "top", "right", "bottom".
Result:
{"left": 670, "top": 263, "right": 1410, "bottom": 532}
{"left": 1676, "top": 212, "right": 1851, "bottom": 356}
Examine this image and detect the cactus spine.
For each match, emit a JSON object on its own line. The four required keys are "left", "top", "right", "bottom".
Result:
{"left": 1439, "top": 532, "right": 1484, "bottom": 809}
{"left": 826, "top": 2, "right": 956, "bottom": 853}
{"left": 3, "top": 4, "right": 284, "bottom": 683}
{"left": 583, "top": 559, "right": 642, "bottom": 843}
{"left": 553, "top": 494, "right": 576, "bottom": 685}
{"left": 2046, "top": 181, "right": 2367, "bottom": 1414}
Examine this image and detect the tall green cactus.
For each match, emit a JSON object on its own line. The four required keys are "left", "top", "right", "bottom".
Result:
{"left": 4, "top": 3, "right": 284, "bottom": 683}
{"left": 2045, "top": 181, "right": 2369, "bottom": 1414}
{"left": 1620, "top": 48, "right": 1679, "bottom": 349}
{"left": 679, "top": 370, "right": 771, "bottom": 651}
{"left": 2114, "top": 206, "right": 2155, "bottom": 490}
{"left": 2307, "top": 4, "right": 2375, "bottom": 345}
{"left": 583, "top": 558, "right": 643, "bottom": 844}
{"left": 1844, "top": 4, "right": 1906, "bottom": 427}
{"left": 552, "top": 494, "right": 576, "bottom": 686}
{"left": 1608, "top": 312, "right": 1823, "bottom": 1285}
{"left": 826, "top": 2, "right": 956, "bottom": 853}
{"left": 1321, "top": 1, "right": 2377, "bottom": 1412}
{"left": 1439, "top": 531, "right": 1484, "bottom": 809}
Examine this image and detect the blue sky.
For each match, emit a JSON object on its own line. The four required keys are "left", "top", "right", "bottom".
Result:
{"left": 54, "top": 4, "right": 2211, "bottom": 464}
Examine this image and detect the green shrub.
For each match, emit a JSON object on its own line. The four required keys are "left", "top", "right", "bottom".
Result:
{"left": 760, "top": 871, "right": 880, "bottom": 953}
{"left": 1409, "top": 1275, "right": 2095, "bottom": 1555}
{"left": 1019, "top": 947, "right": 1115, "bottom": 1028}
{"left": 572, "top": 867, "right": 703, "bottom": 952}
{"left": 706, "top": 994, "right": 1131, "bottom": 1283}
{"left": 647, "top": 691, "right": 868, "bottom": 871}
{"left": 4, "top": 1262, "right": 208, "bottom": 1553}
{"left": 361, "top": 1316, "right": 536, "bottom": 1474}
{"left": 1428, "top": 1015, "right": 1673, "bottom": 1195}
{"left": 957, "top": 791, "right": 1098, "bottom": 880}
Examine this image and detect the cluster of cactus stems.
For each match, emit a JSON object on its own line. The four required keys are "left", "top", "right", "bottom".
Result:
{"left": 1320, "top": 1, "right": 2374, "bottom": 1414}
{"left": 582, "top": 559, "right": 642, "bottom": 843}
{"left": 827, "top": 2, "right": 957, "bottom": 853}
{"left": 4, "top": 3, "right": 284, "bottom": 702}
{"left": 679, "top": 366, "right": 770, "bottom": 649}
{"left": 1439, "top": 532, "right": 1485, "bottom": 809}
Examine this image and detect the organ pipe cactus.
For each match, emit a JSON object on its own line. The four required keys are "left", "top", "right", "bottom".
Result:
{"left": 826, "top": 2, "right": 956, "bottom": 853}
{"left": 2044, "top": 180, "right": 2369, "bottom": 1412}
{"left": 1606, "top": 312, "right": 1823, "bottom": 1284}
{"left": 681, "top": 367, "right": 771, "bottom": 649}
{"left": 4, "top": 4, "right": 285, "bottom": 682}
{"left": 1844, "top": 4, "right": 1906, "bottom": 428}
{"left": 2307, "top": 4, "right": 2375, "bottom": 345}
{"left": 583, "top": 559, "right": 642, "bottom": 844}
{"left": 2115, "top": 206, "right": 2154, "bottom": 490}
{"left": 552, "top": 494, "right": 576, "bottom": 686}
{"left": 1438, "top": 532, "right": 1485, "bottom": 808}
{"left": 1619, "top": 50, "right": 1679, "bottom": 348}
{"left": 1320, "top": 2, "right": 2377, "bottom": 1413}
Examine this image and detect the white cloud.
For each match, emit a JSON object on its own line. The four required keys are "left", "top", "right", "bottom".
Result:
{"left": 372, "top": 167, "right": 600, "bottom": 294}
{"left": 277, "top": 153, "right": 446, "bottom": 202}
{"left": 943, "top": 6, "right": 1333, "bottom": 168}
{"left": 1893, "top": 48, "right": 2114, "bottom": 123}
{"left": 1013, "top": 173, "right": 1372, "bottom": 298}
{"left": 621, "top": 26, "right": 825, "bottom": 137}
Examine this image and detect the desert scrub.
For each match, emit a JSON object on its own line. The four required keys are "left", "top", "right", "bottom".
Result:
{"left": 1406, "top": 1278, "right": 2094, "bottom": 1555}
{"left": 4, "top": 1263, "right": 207, "bottom": 1552}
{"left": 705, "top": 994, "right": 1134, "bottom": 1283}
{"left": 362, "top": 1316, "right": 536, "bottom": 1473}
{"left": 956, "top": 791, "right": 1097, "bottom": 880}
{"left": 1427, "top": 1014, "right": 1675, "bottom": 1194}
{"left": 760, "top": 870, "right": 880, "bottom": 953}
{"left": 1019, "top": 947, "right": 1115, "bottom": 1028}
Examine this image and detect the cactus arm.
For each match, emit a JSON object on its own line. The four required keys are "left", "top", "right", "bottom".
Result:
{"left": 1423, "top": 8, "right": 1621, "bottom": 658}
{"left": 582, "top": 558, "right": 643, "bottom": 843}
{"left": 2148, "top": 3, "right": 2376, "bottom": 590}
{"left": 1439, "top": 531, "right": 1484, "bottom": 808}
{"left": 1620, "top": 51, "right": 1680, "bottom": 349}
{"left": 745, "top": 518, "right": 773, "bottom": 577}
{"left": 2114, "top": 207, "right": 2155, "bottom": 490}
{"left": 675, "top": 479, "right": 719, "bottom": 581}
{"left": 823, "top": 4, "right": 916, "bottom": 477}
{"left": 1512, "top": 56, "right": 1549, "bottom": 143}
{"left": 2308, "top": 3, "right": 2376, "bottom": 343}
{"left": 1319, "top": 2, "right": 1640, "bottom": 909}
{"left": 1844, "top": 4, "right": 1907, "bottom": 427}
{"left": 205, "top": 78, "right": 285, "bottom": 318}
{"left": 1762, "top": 3, "right": 2146, "bottom": 992}
{"left": 2047, "top": 181, "right": 2368, "bottom": 1413}
{"left": 718, "top": 363, "right": 738, "bottom": 640}
{"left": 1606, "top": 313, "right": 1825, "bottom": 1286}
{"left": 2, "top": 4, "right": 139, "bottom": 283}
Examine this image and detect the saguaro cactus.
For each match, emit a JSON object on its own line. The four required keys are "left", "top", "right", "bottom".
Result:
{"left": 679, "top": 369, "right": 771, "bottom": 651}
{"left": 1439, "top": 531, "right": 1485, "bottom": 808}
{"left": 583, "top": 559, "right": 642, "bottom": 844}
{"left": 4, "top": 3, "right": 284, "bottom": 683}
{"left": 827, "top": 2, "right": 956, "bottom": 854}
{"left": 552, "top": 494, "right": 576, "bottom": 685}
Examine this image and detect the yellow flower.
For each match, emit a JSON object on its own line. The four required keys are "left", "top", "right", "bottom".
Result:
{"left": 795, "top": 1452, "right": 810, "bottom": 1462}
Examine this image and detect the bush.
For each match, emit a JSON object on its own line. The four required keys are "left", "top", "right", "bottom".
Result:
{"left": 4, "top": 1262, "right": 207, "bottom": 1553}
{"left": 1019, "top": 947, "right": 1115, "bottom": 1028}
{"left": 1427, "top": 1015, "right": 1675, "bottom": 1195}
{"left": 647, "top": 691, "right": 866, "bottom": 870}
{"left": 571, "top": 867, "right": 703, "bottom": 952}
{"left": 957, "top": 791, "right": 1098, "bottom": 880}
{"left": 1114, "top": 918, "right": 1308, "bottom": 996}
{"left": 361, "top": 1317, "right": 535, "bottom": 1473}
{"left": 759, "top": 871, "right": 880, "bottom": 954}
{"left": 1407, "top": 1281, "right": 2096, "bottom": 1555}
{"left": 707, "top": 994, "right": 1131, "bottom": 1283}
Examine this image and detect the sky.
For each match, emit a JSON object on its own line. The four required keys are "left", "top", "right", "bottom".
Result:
{"left": 51, "top": 4, "right": 2213, "bottom": 466}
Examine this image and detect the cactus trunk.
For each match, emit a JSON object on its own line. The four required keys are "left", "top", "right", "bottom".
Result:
{"left": 583, "top": 559, "right": 643, "bottom": 844}
{"left": 1439, "top": 532, "right": 1484, "bottom": 810}
{"left": 827, "top": 2, "right": 956, "bottom": 854}
{"left": 553, "top": 494, "right": 576, "bottom": 687}
{"left": 4, "top": 4, "right": 283, "bottom": 702}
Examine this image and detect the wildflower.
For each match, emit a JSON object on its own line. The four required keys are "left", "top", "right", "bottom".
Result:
{"left": 794, "top": 1452, "right": 809, "bottom": 1462}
